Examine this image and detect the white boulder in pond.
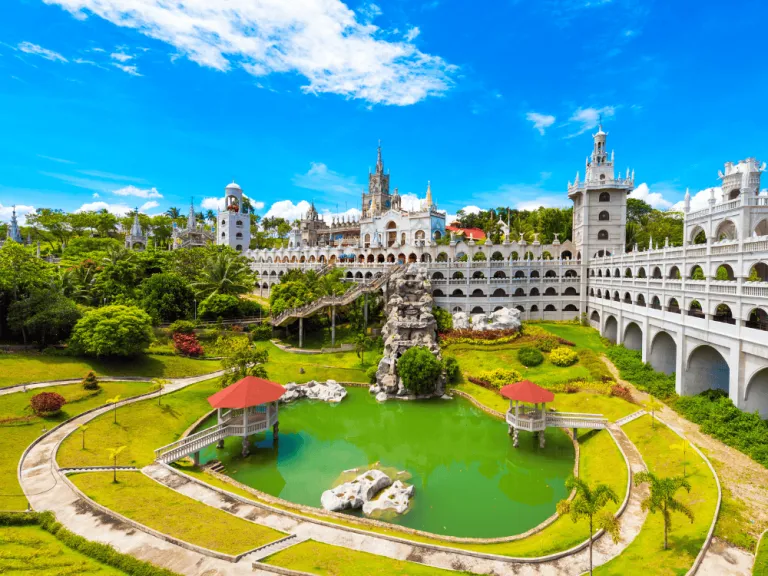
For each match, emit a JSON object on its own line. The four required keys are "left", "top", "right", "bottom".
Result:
{"left": 280, "top": 380, "right": 347, "bottom": 404}
{"left": 451, "top": 307, "right": 521, "bottom": 332}
{"left": 362, "top": 480, "right": 414, "bottom": 515}
{"left": 320, "top": 469, "right": 393, "bottom": 512}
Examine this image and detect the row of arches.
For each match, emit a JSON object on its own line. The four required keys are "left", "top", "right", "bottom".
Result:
{"left": 454, "top": 304, "right": 579, "bottom": 314}
{"left": 255, "top": 250, "right": 581, "bottom": 264}
{"left": 431, "top": 269, "right": 579, "bottom": 280}
{"left": 433, "top": 286, "right": 579, "bottom": 298}
{"left": 688, "top": 217, "right": 768, "bottom": 244}
{"left": 588, "top": 262, "right": 768, "bottom": 282}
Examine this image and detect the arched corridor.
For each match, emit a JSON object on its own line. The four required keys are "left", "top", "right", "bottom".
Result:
{"left": 604, "top": 315, "right": 618, "bottom": 343}
{"left": 624, "top": 322, "right": 643, "bottom": 351}
{"left": 649, "top": 331, "right": 676, "bottom": 375}
{"left": 685, "top": 345, "right": 730, "bottom": 396}
{"left": 744, "top": 368, "right": 768, "bottom": 418}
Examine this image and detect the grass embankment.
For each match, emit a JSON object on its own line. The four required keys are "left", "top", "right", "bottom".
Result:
{"left": 0, "top": 353, "right": 221, "bottom": 388}
{"left": 0, "top": 381, "right": 155, "bottom": 510}
{"left": 535, "top": 322, "right": 609, "bottom": 351}
{"left": 0, "top": 525, "right": 125, "bottom": 575}
{"left": 595, "top": 415, "right": 718, "bottom": 575}
{"left": 253, "top": 341, "right": 373, "bottom": 383}
{"left": 70, "top": 473, "right": 284, "bottom": 556}
{"left": 263, "top": 540, "right": 467, "bottom": 575}
{"left": 277, "top": 322, "right": 362, "bottom": 350}
{"left": 755, "top": 531, "right": 768, "bottom": 575}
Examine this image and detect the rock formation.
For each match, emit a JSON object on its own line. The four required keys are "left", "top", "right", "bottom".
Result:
{"left": 320, "top": 469, "right": 392, "bottom": 512}
{"left": 452, "top": 306, "right": 522, "bottom": 332}
{"left": 373, "top": 264, "right": 445, "bottom": 399}
{"left": 280, "top": 380, "right": 347, "bottom": 403}
{"left": 361, "top": 480, "right": 415, "bottom": 515}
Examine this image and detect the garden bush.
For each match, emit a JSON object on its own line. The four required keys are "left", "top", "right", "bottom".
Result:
{"left": 198, "top": 294, "right": 241, "bottom": 320}
{"left": 172, "top": 332, "right": 204, "bottom": 357}
{"left": 534, "top": 335, "right": 562, "bottom": 352}
{"left": 439, "top": 328, "right": 521, "bottom": 346}
{"left": 237, "top": 298, "right": 263, "bottom": 318}
{"left": 168, "top": 320, "right": 196, "bottom": 335}
{"left": 30, "top": 392, "right": 67, "bottom": 415}
{"left": 139, "top": 272, "right": 194, "bottom": 323}
{"left": 69, "top": 305, "right": 153, "bottom": 357}
{"left": 397, "top": 346, "right": 442, "bottom": 394}
{"left": 472, "top": 368, "right": 523, "bottom": 389}
{"left": 433, "top": 307, "right": 453, "bottom": 333}
{"left": 81, "top": 371, "right": 100, "bottom": 391}
{"left": 443, "top": 356, "right": 460, "bottom": 383}
{"left": 606, "top": 346, "right": 676, "bottom": 399}
{"left": 517, "top": 346, "right": 544, "bottom": 367}
{"left": 366, "top": 366, "right": 378, "bottom": 384}
{"left": 610, "top": 384, "right": 634, "bottom": 403}
{"left": 550, "top": 346, "right": 578, "bottom": 367}
{"left": 248, "top": 322, "right": 273, "bottom": 341}
{"left": 578, "top": 349, "right": 614, "bottom": 382}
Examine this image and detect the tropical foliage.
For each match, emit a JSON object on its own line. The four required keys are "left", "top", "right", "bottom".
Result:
{"left": 219, "top": 338, "right": 269, "bottom": 387}
{"left": 397, "top": 346, "right": 442, "bottom": 394}
{"left": 634, "top": 471, "right": 694, "bottom": 550}
{"left": 69, "top": 305, "right": 153, "bottom": 357}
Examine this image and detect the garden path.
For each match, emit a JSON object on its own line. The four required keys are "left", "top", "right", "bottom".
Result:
{"left": 20, "top": 373, "right": 651, "bottom": 576}
{"left": 601, "top": 357, "right": 759, "bottom": 576}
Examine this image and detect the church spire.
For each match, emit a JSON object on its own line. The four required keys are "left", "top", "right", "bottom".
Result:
{"left": 8, "top": 205, "right": 22, "bottom": 243}
{"left": 187, "top": 198, "right": 196, "bottom": 230}
{"left": 375, "top": 140, "right": 383, "bottom": 174}
{"left": 425, "top": 181, "right": 433, "bottom": 208}
{"left": 131, "top": 207, "right": 142, "bottom": 236}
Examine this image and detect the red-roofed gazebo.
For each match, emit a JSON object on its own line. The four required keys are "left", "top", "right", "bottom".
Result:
{"left": 208, "top": 376, "right": 286, "bottom": 409}
{"left": 500, "top": 380, "right": 554, "bottom": 404}
{"left": 501, "top": 380, "right": 554, "bottom": 449}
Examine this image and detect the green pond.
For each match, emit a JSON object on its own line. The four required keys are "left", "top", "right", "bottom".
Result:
{"left": 198, "top": 387, "right": 574, "bottom": 538}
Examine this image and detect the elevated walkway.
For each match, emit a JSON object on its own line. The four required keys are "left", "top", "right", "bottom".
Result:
{"left": 506, "top": 406, "right": 607, "bottom": 445}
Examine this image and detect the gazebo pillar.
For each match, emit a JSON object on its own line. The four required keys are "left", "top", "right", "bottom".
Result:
{"left": 241, "top": 408, "right": 250, "bottom": 457}
{"left": 272, "top": 401, "right": 279, "bottom": 441}
{"left": 299, "top": 317, "right": 304, "bottom": 348}
{"left": 216, "top": 408, "right": 224, "bottom": 448}
{"left": 513, "top": 400, "right": 520, "bottom": 447}
{"left": 331, "top": 304, "right": 336, "bottom": 346}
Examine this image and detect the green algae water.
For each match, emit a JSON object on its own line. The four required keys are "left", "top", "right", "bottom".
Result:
{"left": 198, "top": 387, "right": 573, "bottom": 538}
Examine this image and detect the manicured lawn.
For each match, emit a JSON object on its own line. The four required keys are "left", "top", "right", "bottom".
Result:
{"left": 595, "top": 415, "right": 718, "bottom": 575}
{"left": 263, "top": 539, "right": 467, "bottom": 575}
{"left": 0, "top": 380, "right": 155, "bottom": 510}
{"left": 278, "top": 322, "right": 363, "bottom": 350}
{"left": 536, "top": 322, "right": 608, "bottom": 352}
{"left": 0, "top": 353, "right": 221, "bottom": 388}
{"left": 254, "top": 341, "right": 373, "bottom": 384}
{"left": 755, "top": 531, "right": 768, "bottom": 576}
{"left": 70, "top": 472, "right": 284, "bottom": 555}
{"left": 57, "top": 378, "right": 221, "bottom": 469}
{"left": 0, "top": 524, "right": 125, "bottom": 575}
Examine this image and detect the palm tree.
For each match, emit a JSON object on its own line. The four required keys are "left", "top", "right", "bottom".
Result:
{"left": 644, "top": 397, "right": 663, "bottom": 429}
{"left": 152, "top": 378, "right": 169, "bottom": 406}
{"left": 102, "top": 245, "right": 133, "bottom": 266}
{"left": 105, "top": 394, "right": 121, "bottom": 423}
{"left": 557, "top": 476, "right": 620, "bottom": 575}
{"left": 354, "top": 333, "right": 372, "bottom": 364}
{"left": 79, "top": 424, "right": 89, "bottom": 449}
{"left": 165, "top": 207, "right": 181, "bottom": 218}
{"left": 191, "top": 251, "right": 253, "bottom": 298}
{"left": 205, "top": 209, "right": 216, "bottom": 224}
{"left": 106, "top": 446, "right": 127, "bottom": 483}
{"left": 634, "top": 471, "right": 694, "bottom": 550}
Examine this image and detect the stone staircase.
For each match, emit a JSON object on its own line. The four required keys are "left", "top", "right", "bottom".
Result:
{"left": 615, "top": 409, "right": 647, "bottom": 427}
{"left": 246, "top": 534, "right": 308, "bottom": 562}
{"left": 270, "top": 265, "right": 401, "bottom": 326}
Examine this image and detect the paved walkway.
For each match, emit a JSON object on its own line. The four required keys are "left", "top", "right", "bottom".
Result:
{"left": 601, "top": 358, "right": 756, "bottom": 576}
{"left": 19, "top": 372, "right": 651, "bottom": 576}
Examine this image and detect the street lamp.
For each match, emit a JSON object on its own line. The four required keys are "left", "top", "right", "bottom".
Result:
{"left": 194, "top": 298, "right": 197, "bottom": 320}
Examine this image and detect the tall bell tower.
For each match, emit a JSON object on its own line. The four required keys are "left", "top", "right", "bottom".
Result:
{"left": 362, "top": 142, "right": 391, "bottom": 217}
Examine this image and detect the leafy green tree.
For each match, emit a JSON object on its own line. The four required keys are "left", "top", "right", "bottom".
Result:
{"left": 198, "top": 293, "right": 241, "bottom": 319}
{"left": 0, "top": 242, "right": 54, "bottom": 339}
{"left": 634, "top": 471, "right": 694, "bottom": 550}
{"left": 192, "top": 250, "right": 254, "bottom": 298}
{"left": 557, "top": 476, "right": 620, "bottom": 575}
{"left": 7, "top": 291, "right": 81, "bottom": 347}
{"left": 69, "top": 305, "right": 153, "bottom": 357}
{"left": 397, "top": 346, "right": 442, "bottom": 394}
{"left": 165, "top": 207, "right": 181, "bottom": 218}
{"left": 219, "top": 338, "right": 269, "bottom": 387}
{"left": 26, "top": 208, "right": 74, "bottom": 250}
{"left": 81, "top": 371, "right": 100, "bottom": 390}
{"left": 432, "top": 307, "right": 453, "bottom": 333}
{"left": 139, "top": 272, "right": 194, "bottom": 323}
{"left": 354, "top": 333, "right": 374, "bottom": 365}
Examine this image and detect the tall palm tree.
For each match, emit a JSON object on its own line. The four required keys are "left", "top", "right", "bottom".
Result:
{"left": 165, "top": 207, "right": 181, "bottom": 218}
{"left": 634, "top": 471, "right": 693, "bottom": 550}
{"left": 191, "top": 251, "right": 253, "bottom": 298}
{"left": 102, "top": 245, "right": 133, "bottom": 266}
{"left": 205, "top": 209, "right": 216, "bottom": 224}
{"left": 557, "top": 476, "right": 620, "bottom": 575}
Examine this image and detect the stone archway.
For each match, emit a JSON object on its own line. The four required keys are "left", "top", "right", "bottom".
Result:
{"left": 685, "top": 345, "right": 730, "bottom": 396}
{"left": 649, "top": 331, "right": 676, "bottom": 375}
{"left": 604, "top": 315, "right": 618, "bottom": 343}
{"left": 744, "top": 367, "right": 768, "bottom": 418}
{"left": 624, "top": 322, "right": 642, "bottom": 351}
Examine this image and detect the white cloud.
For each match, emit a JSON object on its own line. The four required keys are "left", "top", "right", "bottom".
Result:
{"left": 112, "top": 185, "right": 162, "bottom": 198}
{"left": 458, "top": 205, "right": 482, "bottom": 215}
{"left": 140, "top": 200, "right": 159, "bottom": 211}
{"left": 526, "top": 112, "right": 555, "bottom": 135}
{"left": 37, "top": 154, "right": 75, "bottom": 164}
{"left": 264, "top": 199, "right": 312, "bottom": 221}
{"left": 92, "top": 192, "right": 100, "bottom": 198}
{"left": 110, "top": 52, "right": 133, "bottom": 62}
{"left": 201, "top": 197, "right": 223, "bottom": 211}
{"left": 112, "top": 63, "right": 141, "bottom": 76}
{"left": 252, "top": 200, "right": 265, "bottom": 210}
{"left": 18, "top": 41, "right": 68, "bottom": 63}
{"left": 565, "top": 106, "right": 615, "bottom": 137}
{"left": 630, "top": 183, "right": 673, "bottom": 209}
{"left": 516, "top": 195, "right": 570, "bottom": 210}
{"left": 0, "top": 203, "right": 36, "bottom": 225}
{"left": 404, "top": 26, "right": 420, "bottom": 41}
{"left": 671, "top": 187, "right": 721, "bottom": 213}
{"left": 45, "top": 0, "right": 455, "bottom": 105}
{"left": 293, "top": 162, "right": 361, "bottom": 196}
{"left": 75, "top": 201, "right": 133, "bottom": 215}
{"left": 399, "top": 193, "right": 424, "bottom": 212}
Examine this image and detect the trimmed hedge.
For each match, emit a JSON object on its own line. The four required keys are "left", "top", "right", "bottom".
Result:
{"left": 550, "top": 346, "right": 578, "bottom": 367}
{"left": 605, "top": 346, "right": 675, "bottom": 399}
{"left": 0, "top": 511, "right": 180, "bottom": 576}
{"left": 517, "top": 346, "right": 544, "bottom": 367}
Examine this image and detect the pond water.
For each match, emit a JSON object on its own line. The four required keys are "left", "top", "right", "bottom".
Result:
{"left": 197, "top": 387, "right": 574, "bottom": 538}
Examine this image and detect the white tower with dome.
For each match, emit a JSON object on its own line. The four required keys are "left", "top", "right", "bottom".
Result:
{"left": 217, "top": 181, "right": 250, "bottom": 252}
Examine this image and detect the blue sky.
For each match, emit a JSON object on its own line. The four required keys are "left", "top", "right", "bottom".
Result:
{"left": 1, "top": 0, "right": 767, "bottom": 225}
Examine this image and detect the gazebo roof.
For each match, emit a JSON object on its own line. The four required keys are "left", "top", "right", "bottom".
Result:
{"left": 500, "top": 380, "right": 554, "bottom": 404}
{"left": 207, "top": 376, "right": 286, "bottom": 409}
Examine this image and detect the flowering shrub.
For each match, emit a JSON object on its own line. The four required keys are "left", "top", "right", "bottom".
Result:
{"left": 517, "top": 346, "right": 544, "bottom": 367}
{"left": 30, "top": 392, "right": 66, "bottom": 415}
{"left": 172, "top": 333, "right": 204, "bottom": 357}
{"left": 439, "top": 329, "right": 521, "bottom": 346}
{"left": 610, "top": 384, "right": 635, "bottom": 403}
{"left": 470, "top": 368, "right": 523, "bottom": 389}
{"left": 550, "top": 346, "right": 578, "bottom": 367}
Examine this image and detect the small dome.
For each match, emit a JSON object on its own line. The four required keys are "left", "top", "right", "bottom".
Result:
{"left": 226, "top": 181, "right": 242, "bottom": 191}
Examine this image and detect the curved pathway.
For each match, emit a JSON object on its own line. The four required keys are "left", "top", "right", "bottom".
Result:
{"left": 19, "top": 375, "right": 651, "bottom": 576}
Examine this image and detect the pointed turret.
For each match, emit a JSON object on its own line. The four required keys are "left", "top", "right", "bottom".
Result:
{"left": 684, "top": 188, "right": 691, "bottom": 213}
{"left": 426, "top": 180, "right": 433, "bottom": 208}
{"left": 8, "top": 206, "right": 22, "bottom": 243}
{"left": 375, "top": 140, "right": 383, "bottom": 174}
{"left": 131, "top": 207, "right": 142, "bottom": 236}
{"left": 187, "top": 199, "right": 196, "bottom": 230}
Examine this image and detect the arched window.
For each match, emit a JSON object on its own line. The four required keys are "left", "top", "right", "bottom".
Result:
{"left": 598, "top": 230, "right": 609, "bottom": 240}
{"left": 236, "top": 220, "right": 243, "bottom": 226}
{"left": 599, "top": 211, "right": 610, "bottom": 221}
{"left": 599, "top": 192, "right": 610, "bottom": 202}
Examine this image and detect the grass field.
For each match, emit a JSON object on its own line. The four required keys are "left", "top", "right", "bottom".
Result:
{"left": 536, "top": 322, "right": 608, "bottom": 351}
{"left": 595, "top": 415, "right": 718, "bottom": 575}
{"left": 70, "top": 472, "right": 284, "bottom": 555}
{"left": 0, "top": 524, "right": 125, "bottom": 575}
{"left": 254, "top": 341, "right": 374, "bottom": 384}
{"left": 277, "top": 322, "right": 362, "bottom": 350}
{"left": 263, "top": 540, "right": 467, "bottom": 575}
{"left": 755, "top": 531, "right": 768, "bottom": 576}
{"left": 0, "top": 380, "right": 155, "bottom": 510}
{"left": 0, "top": 353, "right": 221, "bottom": 388}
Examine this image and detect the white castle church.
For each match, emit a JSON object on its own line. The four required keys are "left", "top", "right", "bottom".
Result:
{"left": 248, "top": 129, "right": 768, "bottom": 419}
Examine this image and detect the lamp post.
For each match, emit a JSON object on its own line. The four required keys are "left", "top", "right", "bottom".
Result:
{"left": 194, "top": 298, "right": 197, "bottom": 320}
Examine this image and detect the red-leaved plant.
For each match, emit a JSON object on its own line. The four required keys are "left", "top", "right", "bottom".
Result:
{"left": 173, "top": 333, "right": 204, "bottom": 357}
{"left": 30, "top": 392, "right": 67, "bottom": 415}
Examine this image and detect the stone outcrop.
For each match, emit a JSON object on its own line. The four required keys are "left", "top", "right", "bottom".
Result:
{"left": 280, "top": 380, "right": 347, "bottom": 403}
{"left": 320, "top": 469, "right": 392, "bottom": 512}
{"left": 374, "top": 264, "right": 445, "bottom": 398}
{"left": 361, "top": 480, "right": 414, "bottom": 515}
{"left": 452, "top": 306, "right": 522, "bottom": 332}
